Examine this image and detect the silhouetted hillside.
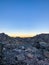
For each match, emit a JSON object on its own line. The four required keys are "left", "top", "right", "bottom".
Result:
{"left": 0, "top": 33, "right": 49, "bottom": 44}
{"left": 0, "top": 33, "right": 16, "bottom": 44}
{"left": 30, "top": 34, "right": 49, "bottom": 43}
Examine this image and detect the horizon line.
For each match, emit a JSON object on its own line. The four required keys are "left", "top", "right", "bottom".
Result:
{"left": 0, "top": 32, "right": 49, "bottom": 38}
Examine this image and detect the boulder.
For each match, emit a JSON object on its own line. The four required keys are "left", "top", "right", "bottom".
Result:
{"left": 44, "top": 50, "right": 49, "bottom": 58}
{"left": 16, "top": 54, "right": 25, "bottom": 61}
{"left": 26, "top": 53, "right": 33, "bottom": 59}
{"left": 39, "top": 42, "right": 47, "bottom": 49}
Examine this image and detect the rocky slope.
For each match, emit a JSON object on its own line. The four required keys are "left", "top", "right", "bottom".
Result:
{"left": 0, "top": 33, "right": 49, "bottom": 65}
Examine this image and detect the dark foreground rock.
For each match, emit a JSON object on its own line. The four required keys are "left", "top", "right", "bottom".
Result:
{"left": 0, "top": 42, "right": 49, "bottom": 65}
{"left": 0, "top": 33, "right": 49, "bottom": 65}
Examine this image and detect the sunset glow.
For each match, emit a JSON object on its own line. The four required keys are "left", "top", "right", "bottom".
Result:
{"left": 0, "top": 0, "right": 49, "bottom": 36}
{"left": 8, "top": 33, "right": 36, "bottom": 38}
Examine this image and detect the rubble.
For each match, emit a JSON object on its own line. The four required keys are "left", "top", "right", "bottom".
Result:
{"left": 0, "top": 33, "right": 49, "bottom": 65}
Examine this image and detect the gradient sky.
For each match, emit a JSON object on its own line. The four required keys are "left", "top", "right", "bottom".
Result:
{"left": 0, "top": 0, "right": 49, "bottom": 37}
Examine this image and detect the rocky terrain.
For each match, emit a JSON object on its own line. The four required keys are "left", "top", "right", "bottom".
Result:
{"left": 0, "top": 33, "right": 49, "bottom": 65}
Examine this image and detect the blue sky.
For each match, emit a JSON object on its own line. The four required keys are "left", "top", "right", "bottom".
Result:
{"left": 0, "top": 0, "right": 49, "bottom": 36}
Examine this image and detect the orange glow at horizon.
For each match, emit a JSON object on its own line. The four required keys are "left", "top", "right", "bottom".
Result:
{"left": 8, "top": 33, "right": 36, "bottom": 38}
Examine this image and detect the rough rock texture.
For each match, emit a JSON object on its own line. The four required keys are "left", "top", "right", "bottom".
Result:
{"left": 0, "top": 33, "right": 49, "bottom": 65}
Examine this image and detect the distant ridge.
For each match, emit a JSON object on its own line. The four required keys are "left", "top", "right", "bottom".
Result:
{"left": 0, "top": 33, "right": 49, "bottom": 44}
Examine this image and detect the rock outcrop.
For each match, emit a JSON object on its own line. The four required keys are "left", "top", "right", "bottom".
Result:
{"left": 0, "top": 33, "right": 49, "bottom": 65}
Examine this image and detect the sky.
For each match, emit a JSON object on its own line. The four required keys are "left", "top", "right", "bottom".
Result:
{"left": 0, "top": 0, "right": 49, "bottom": 37}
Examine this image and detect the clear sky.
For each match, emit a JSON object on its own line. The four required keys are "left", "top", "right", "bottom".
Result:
{"left": 0, "top": 0, "right": 49, "bottom": 37}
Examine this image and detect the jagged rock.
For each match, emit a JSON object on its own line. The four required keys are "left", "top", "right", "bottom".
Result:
{"left": 39, "top": 42, "right": 47, "bottom": 49}
{"left": 25, "top": 48, "right": 32, "bottom": 52}
{"left": 13, "top": 49, "right": 22, "bottom": 54}
{"left": 16, "top": 54, "right": 25, "bottom": 61}
{"left": 26, "top": 53, "right": 33, "bottom": 59}
{"left": 44, "top": 50, "right": 49, "bottom": 58}
{"left": 32, "top": 42, "right": 40, "bottom": 49}
{"left": 38, "top": 59, "right": 49, "bottom": 65}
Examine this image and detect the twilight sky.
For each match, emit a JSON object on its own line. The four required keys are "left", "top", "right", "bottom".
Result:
{"left": 0, "top": 0, "right": 49, "bottom": 37}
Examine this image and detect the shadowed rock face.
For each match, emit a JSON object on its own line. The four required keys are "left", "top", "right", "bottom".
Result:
{"left": 0, "top": 33, "right": 49, "bottom": 44}
{"left": 0, "top": 33, "right": 49, "bottom": 65}
{"left": 0, "top": 42, "right": 4, "bottom": 65}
